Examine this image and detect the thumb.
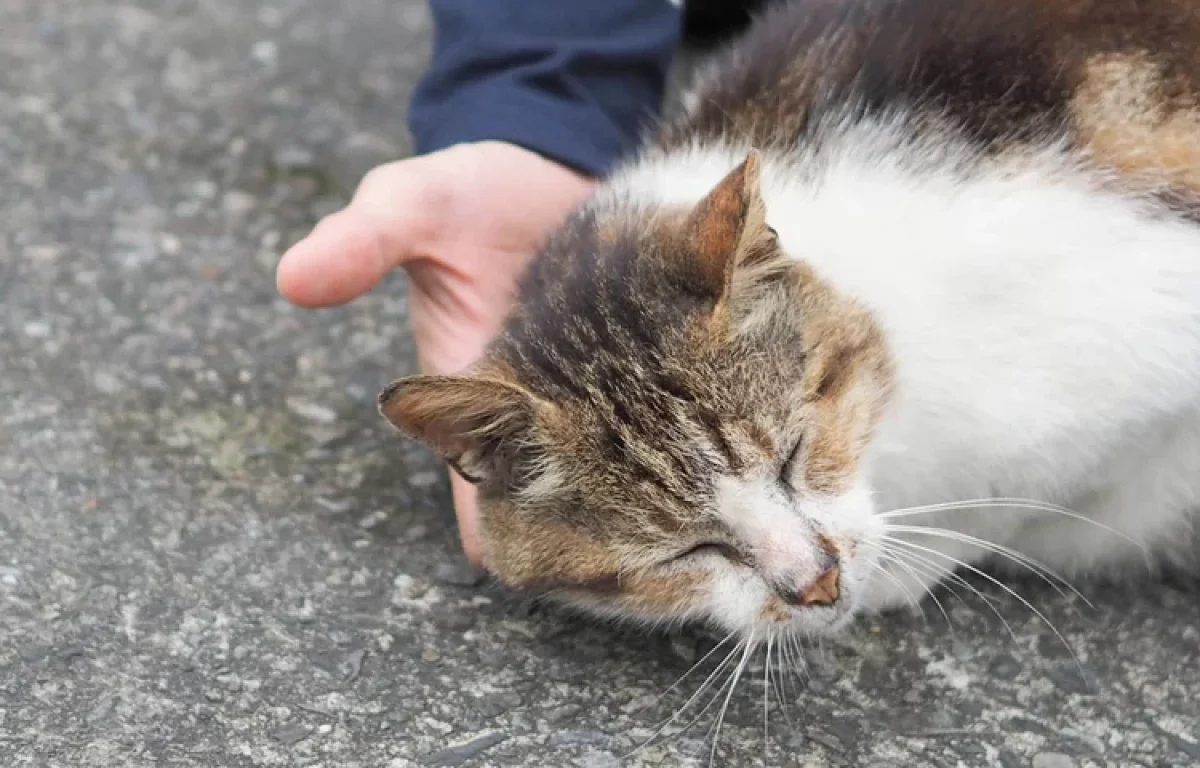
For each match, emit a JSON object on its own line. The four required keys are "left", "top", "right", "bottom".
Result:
{"left": 276, "top": 160, "right": 444, "bottom": 308}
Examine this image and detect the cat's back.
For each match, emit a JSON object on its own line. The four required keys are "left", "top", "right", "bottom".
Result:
{"left": 660, "top": 0, "right": 1200, "bottom": 211}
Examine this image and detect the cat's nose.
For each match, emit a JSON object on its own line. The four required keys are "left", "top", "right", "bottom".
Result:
{"left": 799, "top": 566, "right": 841, "bottom": 606}
{"left": 780, "top": 565, "right": 841, "bottom": 607}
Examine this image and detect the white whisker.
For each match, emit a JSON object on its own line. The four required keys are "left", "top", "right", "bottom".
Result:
{"left": 773, "top": 634, "right": 795, "bottom": 714}
{"left": 668, "top": 648, "right": 746, "bottom": 747}
{"left": 627, "top": 636, "right": 741, "bottom": 756}
{"left": 862, "top": 543, "right": 927, "bottom": 620}
{"left": 878, "top": 498, "right": 1146, "bottom": 553}
{"left": 762, "top": 634, "right": 771, "bottom": 749}
{"left": 633, "top": 631, "right": 736, "bottom": 718}
{"left": 883, "top": 523, "right": 1093, "bottom": 609}
{"left": 870, "top": 559, "right": 927, "bottom": 621}
{"left": 880, "top": 497, "right": 1075, "bottom": 519}
{"left": 876, "top": 549, "right": 954, "bottom": 631}
{"left": 708, "top": 630, "right": 756, "bottom": 767}
{"left": 766, "top": 633, "right": 788, "bottom": 727}
{"left": 771, "top": 634, "right": 797, "bottom": 727}
{"left": 782, "top": 633, "right": 808, "bottom": 704}
{"left": 884, "top": 536, "right": 1082, "bottom": 668}
{"left": 884, "top": 548, "right": 974, "bottom": 614}
{"left": 879, "top": 543, "right": 1019, "bottom": 643}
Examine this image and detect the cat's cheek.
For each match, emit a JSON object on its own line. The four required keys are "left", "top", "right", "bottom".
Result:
{"left": 818, "top": 482, "right": 881, "bottom": 542}
{"left": 838, "top": 526, "right": 890, "bottom": 617}
{"left": 857, "top": 574, "right": 917, "bottom": 615}
{"left": 851, "top": 544, "right": 931, "bottom": 616}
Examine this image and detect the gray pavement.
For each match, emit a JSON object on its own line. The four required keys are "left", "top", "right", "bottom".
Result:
{"left": 2, "top": 2, "right": 1199, "bottom": 766}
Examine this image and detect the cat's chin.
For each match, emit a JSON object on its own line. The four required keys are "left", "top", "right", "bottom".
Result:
{"left": 703, "top": 605, "right": 860, "bottom": 647}
{"left": 773, "top": 608, "right": 860, "bottom": 640}
{"left": 711, "top": 581, "right": 866, "bottom": 642}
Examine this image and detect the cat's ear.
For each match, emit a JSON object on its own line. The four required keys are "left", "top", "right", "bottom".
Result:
{"left": 377, "top": 375, "right": 541, "bottom": 484}
{"left": 684, "top": 149, "right": 779, "bottom": 300}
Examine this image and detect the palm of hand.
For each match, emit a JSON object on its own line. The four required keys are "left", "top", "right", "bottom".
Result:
{"left": 277, "top": 141, "right": 596, "bottom": 565}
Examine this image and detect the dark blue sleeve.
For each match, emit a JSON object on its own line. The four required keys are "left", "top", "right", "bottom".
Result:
{"left": 406, "top": 0, "right": 683, "bottom": 177}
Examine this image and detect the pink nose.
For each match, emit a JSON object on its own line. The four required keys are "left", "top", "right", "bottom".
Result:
{"left": 797, "top": 566, "right": 840, "bottom": 607}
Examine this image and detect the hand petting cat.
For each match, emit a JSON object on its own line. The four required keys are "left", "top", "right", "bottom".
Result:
{"left": 275, "top": 140, "right": 596, "bottom": 566}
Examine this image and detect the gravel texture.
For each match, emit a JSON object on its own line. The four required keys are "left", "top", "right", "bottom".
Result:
{"left": 3, "top": 1, "right": 1199, "bottom": 766}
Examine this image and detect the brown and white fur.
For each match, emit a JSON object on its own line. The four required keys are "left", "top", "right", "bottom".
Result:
{"left": 380, "top": 0, "right": 1200, "bottom": 643}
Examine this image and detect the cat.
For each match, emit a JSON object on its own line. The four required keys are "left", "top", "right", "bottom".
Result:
{"left": 379, "top": 0, "right": 1200, "bottom": 643}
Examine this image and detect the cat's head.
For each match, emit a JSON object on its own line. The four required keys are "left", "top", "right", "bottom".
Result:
{"left": 379, "top": 152, "right": 894, "bottom": 639}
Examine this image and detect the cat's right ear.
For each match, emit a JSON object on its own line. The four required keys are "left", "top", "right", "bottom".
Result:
{"left": 377, "top": 375, "right": 541, "bottom": 484}
{"left": 683, "top": 149, "right": 779, "bottom": 302}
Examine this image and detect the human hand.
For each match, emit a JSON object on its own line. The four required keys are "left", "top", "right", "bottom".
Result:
{"left": 276, "top": 141, "right": 597, "bottom": 566}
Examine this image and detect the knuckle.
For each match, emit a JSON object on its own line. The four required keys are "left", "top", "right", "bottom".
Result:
{"left": 356, "top": 161, "right": 403, "bottom": 197}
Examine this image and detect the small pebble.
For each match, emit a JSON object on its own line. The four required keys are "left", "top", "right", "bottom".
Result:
{"left": 342, "top": 649, "right": 367, "bottom": 681}
{"left": 222, "top": 190, "right": 256, "bottom": 216}
{"left": 25, "top": 245, "right": 61, "bottom": 262}
{"left": 393, "top": 574, "right": 416, "bottom": 595}
{"left": 358, "top": 510, "right": 388, "bottom": 530}
{"left": 548, "top": 730, "right": 610, "bottom": 747}
{"left": 544, "top": 704, "right": 582, "bottom": 723}
{"left": 1032, "top": 753, "right": 1077, "bottom": 768}
{"left": 92, "top": 371, "right": 122, "bottom": 395}
{"left": 159, "top": 234, "right": 181, "bottom": 255}
{"left": 86, "top": 696, "right": 116, "bottom": 724}
{"left": 408, "top": 470, "right": 439, "bottom": 488}
{"left": 191, "top": 179, "right": 218, "bottom": 199}
{"left": 252, "top": 40, "right": 278, "bottom": 64}
{"left": 573, "top": 751, "right": 620, "bottom": 768}
{"left": 316, "top": 496, "right": 353, "bottom": 513}
{"left": 274, "top": 145, "right": 315, "bottom": 169}
{"left": 304, "top": 425, "right": 347, "bottom": 446}
{"left": 422, "top": 732, "right": 507, "bottom": 766}
{"left": 269, "top": 722, "right": 311, "bottom": 746}
{"left": 286, "top": 397, "right": 338, "bottom": 424}
{"left": 669, "top": 635, "right": 696, "bottom": 664}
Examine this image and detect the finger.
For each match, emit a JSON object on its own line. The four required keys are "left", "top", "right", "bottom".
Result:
{"left": 276, "top": 161, "right": 442, "bottom": 307}
{"left": 275, "top": 209, "right": 393, "bottom": 307}
{"left": 449, "top": 472, "right": 487, "bottom": 568}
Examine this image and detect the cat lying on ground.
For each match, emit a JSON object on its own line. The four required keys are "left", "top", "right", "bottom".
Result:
{"left": 380, "top": 0, "right": 1200, "bottom": 644}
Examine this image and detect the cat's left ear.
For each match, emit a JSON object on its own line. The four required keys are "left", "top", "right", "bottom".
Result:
{"left": 683, "top": 149, "right": 780, "bottom": 301}
{"left": 377, "top": 374, "right": 544, "bottom": 485}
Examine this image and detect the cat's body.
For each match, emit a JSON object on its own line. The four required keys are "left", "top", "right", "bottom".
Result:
{"left": 382, "top": 0, "right": 1200, "bottom": 640}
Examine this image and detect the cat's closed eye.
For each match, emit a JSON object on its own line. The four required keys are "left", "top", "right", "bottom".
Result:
{"left": 671, "top": 541, "right": 742, "bottom": 564}
{"left": 779, "top": 437, "right": 803, "bottom": 489}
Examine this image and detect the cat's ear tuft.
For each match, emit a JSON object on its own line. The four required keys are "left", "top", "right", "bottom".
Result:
{"left": 684, "top": 149, "right": 779, "bottom": 300}
{"left": 378, "top": 375, "right": 540, "bottom": 484}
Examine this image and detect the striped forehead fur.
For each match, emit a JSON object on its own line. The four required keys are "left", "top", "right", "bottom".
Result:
{"left": 493, "top": 209, "right": 730, "bottom": 509}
